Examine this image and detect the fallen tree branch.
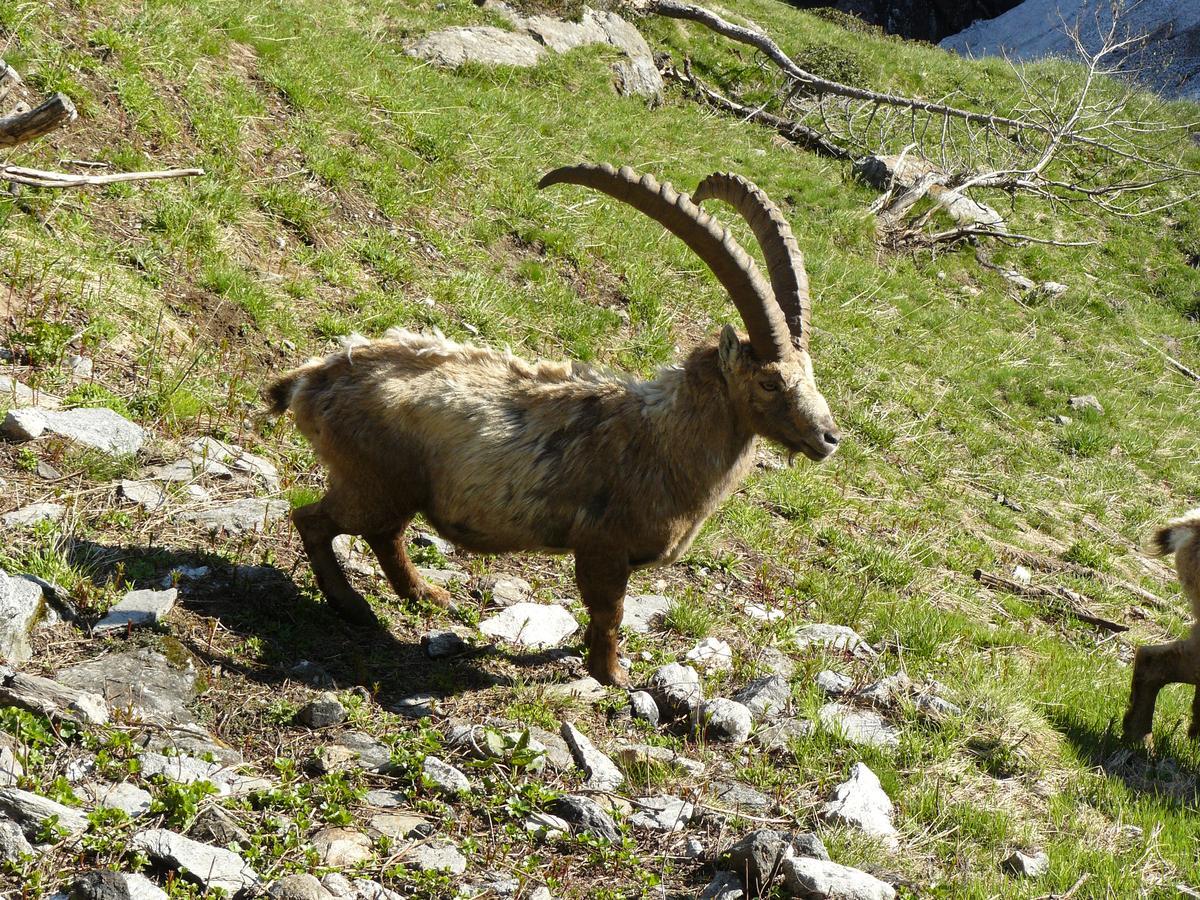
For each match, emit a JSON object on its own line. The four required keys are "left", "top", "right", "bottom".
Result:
{"left": 974, "top": 568, "right": 1128, "bottom": 633}
{"left": 1139, "top": 337, "right": 1200, "bottom": 384}
{"left": 927, "top": 225, "right": 1097, "bottom": 247}
{"left": 0, "top": 164, "right": 204, "bottom": 188}
{"left": 998, "top": 545, "right": 1169, "bottom": 609}
{"left": 0, "top": 93, "right": 77, "bottom": 148}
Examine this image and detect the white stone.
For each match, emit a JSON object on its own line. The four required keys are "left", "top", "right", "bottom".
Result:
{"left": 0, "top": 568, "right": 46, "bottom": 664}
{"left": 1012, "top": 564, "right": 1032, "bottom": 585}
{"left": 312, "top": 826, "right": 373, "bottom": 866}
{"left": 915, "top": 693, "right": 963, "bottom": 717}
{"left": 560, "top": 721, "right": 623, "bottom": 791}
{"left": 733, "top": 675, "right": 790, "bottom": 720}
{"left": 408, "top": 26, "right": 545, "bottom": 67}
{"left": 1001, "top": 849, "right": 1049, "bottom": 877}
{"left": 544, "top": 676, "right": 606, "bottom": 702}
{"left": 820, "top": 762, "right": 899, "bottom": 849}
{"left": 79, "top": 781, "right": 153, "bottom": 817}
{"left": 137, "top": 751, "right": 267, "bottom": 796}
{"left": 0, "top": 407, "right": 46, "bottom": 440}
{"left": 0, "top": 376, "right": 58, "bottom": 409}
{"left": 134, "top": 828, "right": 259, "bottom": 892}
{"left": 628, "top": 795, "right": 693, "bottom": 832}
{"left": 119, "top": 480, "right": 168, "bottom": 510}
{"left": 10, "top": 407, "right": 144, "bottom": 455}
{"left": 818, "top": 704, "right": 900, "bottom": 749}
{"left": 0, "top": 817, "right": 32, "bottom": 862}
{"left": 188, "top": 437, "right": 280, "bottom": 491}
{"left": 0, "top": 786, "right": 88, "bottom": 835}
{"left": 422, "top": 756, "right": 471, "bottom": 795}
{"left": 745, "top": 603, "right": 785, "bottom": 622}
{"left": 182, "top": 498, "right": 290, "bottom": 535}
{"left": 2, "top": 502, "right": 65, "bottom": 528}
{"left": 614, "top": 744, "right": 704, "bottom": 776}
{"left": 816, "top": 670, "right": 854, "bottom": 697}
{"left": 794, "top": 624, "right": 876, "bottom": 658}
{"left": 687, "top": 637, "right": 734, "bottom": 671}
{"left": 781, "top": 857, "right": 896, "bottom": 900}
{"left": 699, "top": 871, "right": 744, "bottom": 899}
{"left": 525, "top": 812, "right": 570, "bottom": 839}
{"left": 693, "top": 698, "right": 753, "bottom": 744}
{"left": 404, "top": 841, "right": 467, "bottom": 874}
{"left": 648, "top": 663, "right": 702, "bottom": 718}
{"left": 621, "top": 594, "right": 671, "bottom": 633}
{"left": 94, "top": 588, "right": 177, "bottom": 633}
{"left": 479, "top": 602, "right": 578, "bottom": 649}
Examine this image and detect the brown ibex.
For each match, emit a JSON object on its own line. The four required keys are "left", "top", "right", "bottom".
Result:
{"left": 267, "top": 164, "right": 841, "bottom": 685}
{"left": 1124, "top": 508, "right": 1200, "bottom": 741}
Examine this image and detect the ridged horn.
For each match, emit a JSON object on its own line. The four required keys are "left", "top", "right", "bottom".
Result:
{"left": 539, "top": 163, "right": 791, "bottom": 362}
{"left": 693, "top": 172, "right": 811, "bottom": 352}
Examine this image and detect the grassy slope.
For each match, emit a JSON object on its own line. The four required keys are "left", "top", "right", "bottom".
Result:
{"left": 3, "top": 0, "right": 1200, "bottom": 896}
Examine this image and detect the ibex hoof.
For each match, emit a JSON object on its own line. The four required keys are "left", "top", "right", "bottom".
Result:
{"left": 589, "top": 663, "right": 630, "bottom": 688}
{"left": 415, "top": 584, "right": 452, "bottom": 609}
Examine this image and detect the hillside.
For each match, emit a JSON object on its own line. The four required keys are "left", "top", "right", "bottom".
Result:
{"left": 2, "top": 0, "right": 1200, "bottom": 898}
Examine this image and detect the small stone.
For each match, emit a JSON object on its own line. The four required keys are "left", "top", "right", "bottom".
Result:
{"left": 759, "top": 647, "right": 795, "bottom": 679}
{"left": 413, "top": 531, "right": 455, "bottom": 556}
{"left": 0, "top": 739, "right": 23, "bottom": 787}
{"left": 287, "top": 660, "right": 333, "bottom": 687}
{"left": 818, "top": 703, "right": 900, "bottom": 749}
{"left": 724, "top": 829, "right": 821, "bottom": 891}
{"left": 745, "top": 603, "right": 785, "bottom": 622}
{"left": 311, "top": 826, "right": 373, "bottom": 866}
{"left": 118, "top": 480, "right": 167, "bottom": 510}
{"left": 1001, "top": 849, "right": 1049, "bottom": 877}
{"left": 0, "top": 817, "right": 32, "bottom": 862}
{"left": 755, "top": 718, "right": 814, "bottom": 754}
{"left": 693, "top": 698, "right": 753, "bottom": 744}
{"left": 1041, "top": 281, "right": 1069, "bottom": 296}
{"left": 13, "top": 407, "right": 144, "bottom": 455}
{"left": 705, "top": 780, "right": 774, "bottom": 816}
{"left": 614, "top": 744, "right": 704, "bottom": 776}
{"left": 686, "top": 837, "right": 706, "bottom": 859}
{"left": 479, "top": 603, "right": 579, "bottom": 648}
{"left": 1069, "top": 394, "right": 1104, "bottom": 413}
{"left": 1012, "top": 564, "right": 1033, "bottom": 585}
{"left": 422, "top": 756, "right": 471, "bottom": 795}
{"left": 190, "top": 804, "right": 251, "bottom": 847}
{"left": 915, "top": 693, "right": 962, "bottom": 717}
{"left": 404, "top": 841, "right": 467, "bottom": 874}
{"left": 298, "top": 692, "right": 347, "bottom": 728}
{"left": 2, "top": 502, "right": 65, "bottom": 528}
{"left": 78, "top": 781, "right": 152, "bottom": 817}
{"left": 858, "top": 672, "right": 913, "bottom": 707}
{"left": 72, "top": 871, "right": 169, "bottom": 900}
{"left": 1053, "top": 414, "right": 1072, "bottom": 426}
{"left": 816, "top": 670, "right": 854, "bottom": 697}
{"left": 0, "top": 376, "right": 59, "bottom": 409}
{"left": 0, "top": 786, "right": 88, "bottom": 836}
{"left": 188, "top": 436, "right": 280, "bottom": 490}
{"left": 528, "top": 890, "right": 552, "bottom": 900}
{"left": 66, "top": 354, "right": 94, "bottom": 378}
{"left": 621, "top": 594, "right": 671, "bottom": 633}
{"left": 648, "top": 663, "right": 702, "bottom": 718}
{"left": 364, "top": 789, "right": 405, "bottom": 808}
{"left": 476, "top": 575, "right": 533, "bottom": 606}
{"left": 699, "top": 871, "right": 744, "bottom": 900}
{"left": 0, "top": 569, "right": 50, "bottom": 665}
{"left": 182, "top": 499, "right": 289, "bottom": 535}
{"left": 422, "top": 629, "right": 468, "bottom": 659}
{"left": 525, "top": 812, "right": 570, "bottom": 839}
{"left": 368, "top": 813, "right": 427, "bottom": 839}
{"left": 320, "top": 874, "right": 354, "bottom": 897}
{"left": 629, "top": 691, "right": 660, "bottom": 726}
{"left": 820, "top": 762, "right": 898, "bottom": 849}
{"left": 138, "top": 751, "right": 267, "bottom": 797}
{"left": 733, "top": 676, "right": 790, "bottom": 720}
{"left": 93, "top": 588, "right": 177, "bottom": 634}
{"left": 268, "top": 873, "right": 333, "bottom": 900}
{"left": 133, "top": 828, "right": 260, "bottom": 893}
{"left": 781, "top": 857, "right": 896, "bottom": 900}
{"left": 560, "top": 721, "right": 623, "bottom": 790}
{"left": 545, "top": 676, "right": 606, "bottom": 702}
{"left": 794, "top": 624, "right": 876, "bottom": 658}
{"left": 629, "top": 795, "right": 693, "bottom": 832}
{"left": 392, "top": 693, "right": 439, "bottom": 718}
{"left": 0, "top": 408, "right": 47, "bottom": 441}
{"left": 687, "top": 637, "right": 734, "bottom": 671}
{"left": 549, "top": 794, "right": 619, "bottom": 842}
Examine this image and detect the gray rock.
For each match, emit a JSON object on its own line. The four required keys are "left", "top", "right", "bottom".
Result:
{"left": 549, "top": 794, "right": 619, "bottom": 842}
{"left": 416, "top": 565, "right": 464, "bottom": 586}
{"left": 59, "top": 649, "right": 196, "bottom": 727}
{"left": 544, "top": 676, "right": 606, "bottom": 702}
{"left": 693, "top": 698, "right": 753, "bottom": 744}
{"left": 66, "top": 354, "right": 94, "bottom": 379}
{"left": 476, "top": 575, "right": 533, "bottom": 606}
{"left": 525, "top": 811, "right": 570, "bottom": 839}
{"left": 1001, "top": 849, "right": 1049, "bottom": 877}
{"left": 413, "top": 531, "right": 455, "bottom": 556}
{"left": 858, "top": 673, "right": 913, "bottom": 707}
{"left": 479, "top": 603, "right": 578, "bottom": 648}
{"left": 0, "top": 376, "right": 59, "bottom": 409}
{"left": 0, "top": 569, "right": 47, "bottom": 664}
{"left": 0, "top": 786, "right": 89, "bottom": 837}
{"left": 187, "top": 437, "right": 280, "bottom": 491}
{"left": 364, "top": 789, "right": 406, "bottom": 808}
{"left": 287, "top": 659, "right": 333, "bottom": 687}
{"left": 422, "top": 629, "right": 468, "bottom": 659}
{"left": 182, "top": 498, "right": 290, "bottom": 535}
{"left": 781, "top": 857, "right": 896, "bottom": 900}
{"left": 686, "top": 837, "right": 706, "bottom": 859}
{"left": 323, "top": 731, "right": 392, "bottom": 773}
{"left": 189, "top": 804, "right": 251, "bottom": 848}
{"left": 391, "top": 692, "right": 439, "bottom": 719}
{"left": 2, "top": 502, "right": 65, "bottom": 528}
{"left": 2, "top": 407, "right": 145, "bottom": 455}
{"left": 754, "top": 718, "right": 814, "bottom": 754}
{"left": 404, "top": 840, "right": 467, "bottom": 874}
{"left": 1053, "top": 414, "right": 1073, "bottom": 426}
{"left": 560, "top": 721, "right": 623, "bottom": 790}
{"left": 0, "top": 817, "right": 32, "bottom": 862}
{"left": 298, "top": 692, "right": 347, "bottom": 728}
{"left": 527, "top": 725, "right": 572, "bottom": 770}
{"left": 816, "top": 670, "right": 854, "bottom": 697}
{"left": 0, "top": 738, "right": 23, "bottom": 786}
{"left": 705, "top": 780, "right": 773, "bottom": 816}
{"left": 321, "top": 874, "right": 355, "bottom": 897}
{"left": 591, "top": 8, "right": 652, "bottom": 56}
{"left": 148, "top": 456, "right": 232, "bottom": 482}
{"left": 629, "top": 795, "right": 693, "bottom": 832}
{"left": 93, "top": 588, "right": 177, "bottom": 634}
{"left": 629, "top": 690, "right": 660, "bottom": 726}
{"left": 79, "top": 781, "right": 152, "bottom": 817}
{"left": 648, "top": 663, "right": 702, "bottom": 718}
{"left": 818, "top": 704, "right": 900, "bottom": 749}
{"left": 915, "top": 693, "right": 963, "bottom": 717}
{"left": 134, "top": 828, "right": 260, "bottom": 892}
{"left": 699, "top": 871, "right": 744, "bottom": 900}
{"left": 71, "top": 871, "right": 168, "bottom": 900}
{"left": 820, "top": 763, "right": 898, "bottom": 849}
{"left": 687, "top": 637, "right": 734, "bottom": 671}
{"left": 368, "top": 812, "right": 427, "bottom": 840}
{"left": 312, "top": 826, "right": 373, "bottom": 866}
{"left": 759, "top": 647, "right": 795, "bottom": 679}
{"left": 724, "top": 830, "right": 795, "bottom": 891}
{"left": 621, "top": 594, "right": 671, "bottom": 633}
{"left": 1041, "top": 281, "right": 1069, "bottom": 297}
{"left": 733, "top": 676, "right": 790, "bottom": 720}
{"left": 268, "top": 873, "right": 334, "bottom": 900}
{"left": 614, "top": 744, "right": 703, "bottom": 776}
{"left": 409, "top": 26, "right": 545, "bottom": 68}
{"left": 423, "top": 756, "right": 471, "bottom": 795}
{"left": 444, "top": 722, "right": 547, "bottom": 772}
{"left": 852, "top": 153, "right": 943, "bottom": 191}
{"left": 118, "top": 480, "right": 168, "bottom": 511}
{"left": 350, "top": 879, "right": 405, "bottom": 900}
{"left": 1069, "top": 394, "right": 1103, "bottom": 413}
{"left": 612, "top": 56, "right": 664, "bottom": 100}
{"left": 793, "top": 624, "right": 876, "bottom": 658}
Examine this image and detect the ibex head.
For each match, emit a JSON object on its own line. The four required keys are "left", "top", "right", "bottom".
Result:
{"left": 539, "top": 164, "right": 841, "bottom": 462}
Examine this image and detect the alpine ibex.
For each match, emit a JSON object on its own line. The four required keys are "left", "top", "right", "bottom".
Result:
{"left": 267, "top": 164, "right": 841, "bottom": 685}
{"left": 1124, "top": 508, "right": 1200, "bottom": 742}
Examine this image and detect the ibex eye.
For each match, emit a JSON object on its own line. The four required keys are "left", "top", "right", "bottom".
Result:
{"left": 760, "top": 380, "right": 780, "bottom": 392}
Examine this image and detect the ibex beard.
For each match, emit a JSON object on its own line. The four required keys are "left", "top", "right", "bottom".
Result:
{"left": 267, "top": 164, "right": 841, "bottom": 686}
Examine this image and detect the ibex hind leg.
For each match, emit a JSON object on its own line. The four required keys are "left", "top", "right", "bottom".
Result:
{"left": 575, "top": 548, "right": 630, "bottom": 688}
{"left": 365, "top": 526, "right": 451, "bottom": 609}
{"left": 1123, "top": 637, "right": 1200, "bottom": 743}
{"left": 292, "top": 499, "right": 379, "bottom": 626}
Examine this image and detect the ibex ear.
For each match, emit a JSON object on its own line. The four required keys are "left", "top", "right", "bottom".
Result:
{"left": 718, "top": 324, "right": 742, "bottom": 371}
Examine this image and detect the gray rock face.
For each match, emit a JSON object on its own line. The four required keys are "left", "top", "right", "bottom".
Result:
{"left": 621, "top": 594, "right": 671, "bottom": 633}
{"left": 118, "top": 479, "right": 168, "bottom": 511}
{"left": 705, "top": 780, "right": 774, "bottom": 816}
{"left": 188, "top": 437, "right": 280, "bottom": 491}
{"left": 0, "top": 786, "right": 89, "bottom": 836}
{"left": 79, "top": 781, "right": 153, "bottom": 817}
{"left": 312, "top": 826, "right": 373, "bottom": 866}
{"left": 0, "top": 375, "right": 58, "bottom": 409}
{"left": 479, "top": 602, "right": 579, "bottom": 648}
{"left": 693, "top": 698, "right": 753, "bottom": 744}
{"left": 561, "top": 722, "right": 623, "bottom": 790}
{"left": 59, "top": 649, "right": 196, "bottom": 726}
{"left": 298, "top": 692, "right": 347, "bottom": 728}
{"left": 368, "top": 812, "right": 428, "bottom": 840}
{"left": 476, "top": 574, "right": 533, "bottom": 607}
{"left": 612, "top": 55, "right": 664, "bottom": 100}
{"left": 422, "top": 629, "right": 468, "bottom": 659}
{"left": 794, "top": 624, "right": 876, "bottom": 658}
{"left": 754, "top": 718, "right": 814, "bottom": 754}
{"left": 549, "top": 794, "right": 619, "bottom": 842}
{"left": 422, "top": 756, "right": 472, "bottom": 795}
{"left": 93, "top": 588, "right": 177, "bottom": 634}
{"left": 138, "top": 751, "right": 267, "bottom": 797}
{"left": 614, "top": 744, "right": 703, "bottom": 776}
{"left": 629, "top": 690, "right": 660, "bottom": 726}
{"left": 1001, "top": 849, "right": 1049, "bottom": 877}
{"left": 317, "top": 731, "right": 393, "bottom": 774}
{"left": 733, "top": 676, "right": 790, "bottom": 720}
{"left": 0, "top": 569, "right": 46, "bottom": 664}
{"left": 818, "top": 703, "right": 900, "bottom": 749}
{"left": 648, "top": 663, "right": 703, "bottom": 718}
{"left": 0, "top": 817, "right": 32, "bottom": 862}
{"left": 725, "top": 830, "right": 795, "bottom": 891}
{"left": 268, "top": 873, "right": 334, "bottom": 900}
{"left": 1, "top": 406, "right": 145, "bottom": 455}
{"left": 182, "top": 498, "right": 290, "bottom": 535}
{"left": 71, "top": 870, "right": 168, "bottom": 900}
{"left": 699, "top": 871, "right": 744, "bottom": 900}
{"left": 816, "top": 670, "right": 854, "bottom": 697}
{"left": 781, "top": 857, "right": 896, "bottom": 900}
{"left": 134, "top": 828, "right": 260, "bottom": 892}
{"left": 820, "top": 763, "right": 899, "bottom": 849}
{"left": 409, "top": 26, "right": 545, "bottom": 67}
{"left": 404, "top": 840, "right": 467, "bottom": 874}
{"left": 1, "top": 502, "right": 65, "bottom": 528}
{"left": 629, "top": 795, "right": 693, "bottom": 832}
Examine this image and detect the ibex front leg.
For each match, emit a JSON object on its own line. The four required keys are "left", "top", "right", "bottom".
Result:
{"left": 575, "top": 548, "right": 630, "bottom": 687}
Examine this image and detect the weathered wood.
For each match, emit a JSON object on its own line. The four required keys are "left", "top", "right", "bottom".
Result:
{"left": 0, "top": 165, "right": 204, "bottom": 188}
{"left": 0, "top": 92, "right": 76, "bottom": 148}
{"left": 0, "top": 59, "right": 20, "bottom": 105}
{"left": 1000, "top": 545, "right": 1169, "bottom": 609}
{"left": 973, "top": 568, "right": 1128, "bottom": 633}
{"left": 0, "top": 668, "right": 109, "bottom": 725}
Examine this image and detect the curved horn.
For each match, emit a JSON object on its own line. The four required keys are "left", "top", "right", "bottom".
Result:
{"left": 539, "top": 163, "right": 791, "bottom": 361}
{"left": 693, "top": 172, "right": 810, "bottom": 352}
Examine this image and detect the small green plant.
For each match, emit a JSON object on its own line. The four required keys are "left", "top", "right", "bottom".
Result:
{"left": 8, "top": 319, "right": 73, "bottom": 367}
{"left": 149, "top": 779, "right": 220, "bottom": 828}
{"left": 664, "top": 595, "right": 714, "bottom": 638}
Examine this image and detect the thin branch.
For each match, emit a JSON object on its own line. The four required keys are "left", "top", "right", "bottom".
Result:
{"left": 1139, "top": 337, "right": 1200, "bottom": 384}
{"left": 928, "top": 226, "right": 1096, "bottom": 247}
{"left": 0, "top": 93, "right": 77, "bottom": 148}
{"left": 0, "top": 164, "right": 204, "bottom": 188}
